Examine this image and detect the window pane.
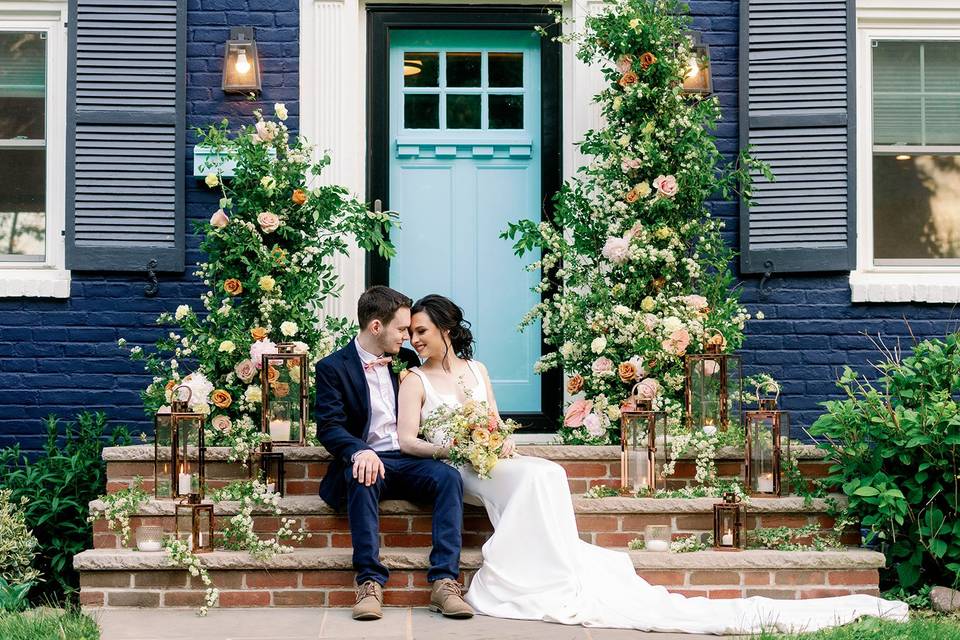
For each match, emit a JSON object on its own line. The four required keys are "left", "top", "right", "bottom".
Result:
{"left": 489, "top": 94, "right": 523, "bottom": 129}
{"left": 0, "top": 32, "right": 46, "bottom": 140}
{"left": 873, "top": 154, "right": 960, "bottom": 260}
{"left": 0, "top": 149, "right": 45, "bottom": 260}
{"left": 404, "top": 94, "right": 439, "bottom": 128}
{"left": 446, "top": 94, "right": 480, "bottom": 129}
{"left": 446, "top": 52, "right": 480, "bottom": 88}
{"left": 489, "top": 52, "right": 523, "bottom": 88}
{"left": 404, "top": 52, "right": 439, "bottom": 88}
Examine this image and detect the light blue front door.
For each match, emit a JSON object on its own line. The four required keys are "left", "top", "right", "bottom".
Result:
{"left": 388, "top": 29, "right": 542, "bottom": 413}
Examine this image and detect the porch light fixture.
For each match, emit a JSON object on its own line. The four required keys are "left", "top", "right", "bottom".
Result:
{"left": 619, "top": 386, "right": 668, "bottom": 495}
{"left": 744, "top": 381, "right": 789, "bottom": 497}
{"left": 682, "top": 31, "right": 712, "bottom": 96}
{"left": 404, "top": 58, "right": 423, "bottom": 76}
{"left": 222, "top": 27, "right": 261, "bottom": 94}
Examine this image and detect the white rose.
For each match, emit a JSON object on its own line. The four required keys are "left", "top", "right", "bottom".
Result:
{"left": 244, "top": 386, "right": 262, "bottom": 404}
{"left": 756, "top": 311, "right": 765, "bottom": 320}
{"left": 218, "top": 340, "right": 236, "bottom": 354}
{"left": 274, "top": 103, "right": 288, "bottom": 121}
{"left": 175, "top": 305, "right": 191, "bottom": 321}
{"left": 663, "top": 316, "right": 683, "bottom": 333}
{"left": 280, "top": 321, "right": 298, "bottom": 337}
{"left": 591, "top": 336, "right": 607, "bottom": 354}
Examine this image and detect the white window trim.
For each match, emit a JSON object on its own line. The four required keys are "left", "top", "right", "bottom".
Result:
{"left": 852, "top": 1, "right": 960, "bottom": 303}
{"left": 0, "top": 1, "right": 69, "bottom": 298}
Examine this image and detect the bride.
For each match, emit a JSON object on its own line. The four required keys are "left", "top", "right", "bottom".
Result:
{"left": 396, "top": 294, "right": 908, "bottom": 634}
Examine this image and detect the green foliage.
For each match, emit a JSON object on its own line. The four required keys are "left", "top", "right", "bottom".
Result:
{"left": 503, "top": 0, "right": 770, "bottom": 444}
{"left": 582, "top": 484, "right": 621, "bottom": 498}
{"left": 883, "top": 584, "right": 932, "bottom": 610}
{"left": 0, "top": 578, "right": 33, "bottom": 613}
{"left": 0, "top": 490, "right": 39, "bottom": 590}
{"left": 747, "top": 524, "right": 842, "bottom": 552}
{"left": 757, "top": 617, "right": 960, "bottom": 640}
{"left": 0, "top": 413, "right": 130, "bottom": 604}
{"left": 87, "top": 478, "right": 149, "bottom": 548}
{"left": 0, "top": 607, "right": 100, "bottom": 640}
{"left": 809, "top": 332, "right": 960, "bottom": 590}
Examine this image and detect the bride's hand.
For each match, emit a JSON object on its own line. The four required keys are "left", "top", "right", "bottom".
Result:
{"left": 499, "top": 438, "right": 516, "bottom": 458}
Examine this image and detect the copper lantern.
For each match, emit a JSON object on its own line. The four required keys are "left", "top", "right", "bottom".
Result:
{"left": 175, "top": 495, "right": 215, "bottom": 553}
{"left": 261, "top": 343, "right": 308, "bottom": 446}
{"left": 745, "top": 382, "right": 789, "bottom": 497}
{"left": 685, "top": 334, "right": 742, "bottom": 433}
{"left": 713, "top": 492, "right": 746, "bottom": 551}
{"left": 619, "top": 385, "right": 668, "bottom": 495}
{"left": 254, "top": 442, "right": 285, "bottom": 497}
{"left": 155, "top": 386, "right": 206, "bottom": 500}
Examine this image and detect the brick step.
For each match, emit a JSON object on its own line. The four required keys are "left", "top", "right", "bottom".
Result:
{"left": 75, "top": 547, "right": 884, "bottom": 609}
{"left": 104, "top": 444, "right": 831, "bottom": 496}
{"left": 91, "top": 495, "right": 853, "bottom": 550}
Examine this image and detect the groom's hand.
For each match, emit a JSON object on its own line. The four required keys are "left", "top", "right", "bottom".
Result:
{"left": 353, "top": 450, "right": 385, "bottom": 487}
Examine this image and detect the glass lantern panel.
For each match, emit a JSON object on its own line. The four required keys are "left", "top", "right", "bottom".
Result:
{"left": 691, "top": 358, "right": 722, "bottom": 430}
{"left": 725, "top": 356, "right": 743, "bottom": 428}
{"left": 197, "top": 509, "right": 212, "bottom": 549}
{"left": 176, "top": 417, "right": 202, "bottom": 493}
{"left": 175, "top": 508, "right": 194, "bottom": 549}
{"left": 750, "top": 415, "right": 777, "bottom": 493}
{"left": 154, "top": 414, "right": 174, "bottom": 498}
{"left": 718, "top": 511, "right": 737, "bottom": 547}
{"left": 653, "top": 417, "right": 668, "bottom": 489}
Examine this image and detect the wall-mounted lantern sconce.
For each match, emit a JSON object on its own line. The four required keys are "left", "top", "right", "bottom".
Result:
{"left": 222, "top": 27, "right": 261, "bottom": 94}
{"left": 682, "top": 31, "right": 712, "bottom": 96}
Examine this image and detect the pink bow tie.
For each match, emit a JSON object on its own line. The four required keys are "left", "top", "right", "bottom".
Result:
{"left": 363, "top": 356, "right": 392, "bottom": 371}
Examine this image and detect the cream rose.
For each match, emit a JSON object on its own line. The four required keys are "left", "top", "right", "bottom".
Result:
{"left": 591, "top": 336, "right": 607, "bottom": 354}
{"left": 640, "top": 297, "right": 656, "bottom": 312}
{"left": 204, "top": 174, "right": 219, "bottom": 188}
{"left": 260, "top": 175, "right": 277, "bottom": 191}
{"left": 280, "top": 321, "right": 298, "bottom": 337}
{"left": 259, "top": 275, "right": 276, "bottom": 291}
{"left": 218, "top": 340, "right": 236, "bottom": 354}
{"left": 244, "top": 385, "right": 262, "bottom": 404}
{"left": 274, "top": 103, "right": 288, "bottom": 121}
{"left": 257, "top": 211, "right": 280, "bottom": 233}
{"left": 175, "top": 305, "right": 191, "bottom": 321}
{"left": 602, "top": 236, "right": 630, "bottom": 265}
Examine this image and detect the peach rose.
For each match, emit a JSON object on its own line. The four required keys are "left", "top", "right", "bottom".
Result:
{"left": 634, "top": 378, "right": 660, "bottom": 400}
{"left": 224, "top": 278, "right": 242, "bottom": 296}
{"left": 566, "top": 374, "right": 584, "bottom": 394}
{"left": 617, "top": 361, "right": 638, "bottom": 383}
{"left": 250, "top": 326, "right": 268, "bottom": 341}
{"left": 267, "top": 365, "right": 281, "bottom": 384}
{"left": 258, "top": 211, "right": 280, "bottom": 233}
{"left": 615, "top": 54, "right": 633, "bottom": 73}
{"left": 210, "top": 209, "right": 229, "bottom": 228}
{"left": 639, "top": 52, "right": 657, "bottom": 70}
{"left": 618, "top": 70, "right": 639, "bottom": 87}
{"left": 234, "top": 359, "right": 257, "bottom": 383}
{"left": 683, "top": 294, "right": 709, "bottom": 311}
{"left": 271, "top": 382, "right": 290, "bottom": 398}
{"left": 255, "top": 120, "right": 277, "bottom": 143}
{"left": 625, "top": 189, "right": 640, "bottom": 203}
{"left": 706, "top": 332, "right": 727, "bottom": 350}
{"left": 661, "top": 328, "right": 691, "bottom": 356}
{"left": 292, "top": 189, "right": 307, "bottom": 206}
{"left": 563, "top": 398, "right": 594, "bottom": 427}
{"left": 211, "top": 389, "right": 232, "bottom": 409}
{"left": 212, "top": 414, "right": 232, "bottom": 432}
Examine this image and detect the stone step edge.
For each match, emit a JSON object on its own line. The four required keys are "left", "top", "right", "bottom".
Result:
{"left": 74, "top": 547, "right": 884, "bottom": 572}
{"left": 90, "top": 495, "right": 843, "bottom": 517}
{"left": 103, "top": 443, "right": 827, "bottom": 463}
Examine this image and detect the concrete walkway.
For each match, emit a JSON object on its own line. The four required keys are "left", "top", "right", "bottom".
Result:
{"left": 93, "top": 607, "right": 732, "bottom": 640}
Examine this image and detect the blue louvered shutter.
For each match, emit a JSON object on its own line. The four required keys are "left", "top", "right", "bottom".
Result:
{"left": 738, "top": 0, "right": 855, "bottom": 274}
{"left": 65, "top": 0, "right": 185, "bottom": 272}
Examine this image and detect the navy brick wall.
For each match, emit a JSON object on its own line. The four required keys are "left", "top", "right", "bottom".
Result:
{"left": 0, "top": 0, "right": 299, "bottom": 451}
{"left": 0, "top": 0, "right": 956, "bottom": 450}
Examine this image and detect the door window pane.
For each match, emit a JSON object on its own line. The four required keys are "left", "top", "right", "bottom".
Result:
{"left": 446, "top": 52, "right": 481, "bottom": 88}
{"left": 446, "top": 94, "right": 481, "bottom": 129}
{"left": 489, "top": 52, "right": 523, "bottom": 88}
{"left": 404, "top": 94, "right": 439, "bottom": 129}
{"left": 489, "top": 94, "right": 523, "bottom": 129}
{"left": 404, "top": 52, "right": 439, "bottom": 88}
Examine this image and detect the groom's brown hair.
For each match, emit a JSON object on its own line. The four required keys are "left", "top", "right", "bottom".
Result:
{"left": 358, "top": 286, "right": 412, "bottom": 329}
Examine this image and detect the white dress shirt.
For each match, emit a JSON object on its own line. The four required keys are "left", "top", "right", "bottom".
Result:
{"left": 355, "top": 340, "right": 400, "bottom": 454}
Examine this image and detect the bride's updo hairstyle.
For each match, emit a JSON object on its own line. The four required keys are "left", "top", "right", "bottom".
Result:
{"left": 412, "top": 294, "right": 475, "bottom": 364}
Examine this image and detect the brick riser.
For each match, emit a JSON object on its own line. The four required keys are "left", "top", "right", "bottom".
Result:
{"left": 92, "top": 511, "right": 857, "bottom": 550}
{"left": 79, "top": 567, "right": 881, "bottom": 608}
{"left": 106, "top": 458, "right": 831, "bottom": 496}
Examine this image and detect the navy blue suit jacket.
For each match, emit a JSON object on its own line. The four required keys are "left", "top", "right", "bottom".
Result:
{"left": 314, "top": 338, "right": 421, "bottom": 509}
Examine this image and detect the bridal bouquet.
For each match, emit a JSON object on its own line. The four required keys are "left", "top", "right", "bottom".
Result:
{"left": 420, "top": 397, "right": 521, "bottom": 479}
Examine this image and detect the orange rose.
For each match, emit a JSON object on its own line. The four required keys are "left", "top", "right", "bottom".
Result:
{"left": 250, "top": 326, "right": 268, "bottom": 341}
{"left": 639, "top": 52, "right": 657, "bottom": 70}
{"left": 271, "top": 246, "right": 288, "bottom": 264}
{"left": 625, "top": 189, "right": 640, "bottom": 203}
{"left": 706, "top": 333, "right": 727, "bottom": 350}
{"left": 271, "top": 382, "right": 290, "bottom": 398}
{"left": 618, "top": 362, "right": 638, "bottom": 383}
{"left": 652, "top": 277, "right": 666, "bottom": 291}
{"left": 267, "top": 365, "right": 281, "bottom": 384}
{"left": 211, "top": 389, "right": 232, "bottom": 409}
{"left": 164, "top": 379, "right": 178, "bottom": 393}
{"left": 618, "top": 70, "right": 639, "bottom": 87}
{"left": 291, "top": 189, "right": 307, "bottom": 206}
{"left": 224, "top": 278, "right": 242, "bottom": 296}
{"left": 566, "top": 374, "right": 584, "bottom": 394}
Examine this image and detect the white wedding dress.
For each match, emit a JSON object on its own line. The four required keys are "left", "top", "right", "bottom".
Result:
{"left": 409, "top": 362, "right": 908, "bottom": 634}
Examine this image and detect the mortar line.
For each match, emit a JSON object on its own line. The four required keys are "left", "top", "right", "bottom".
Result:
{"left": 317, "top": 608, "right": 328, "bottom": 639}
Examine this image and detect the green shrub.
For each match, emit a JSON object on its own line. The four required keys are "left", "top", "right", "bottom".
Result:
{"left": 809, "top": 332, "right": 960, "bottom": 590}
{"left": 0, "top": 489, "right": 39, "bottom": 590}
{"left": 0, "top": 412, "right": 130, "bottom": 604}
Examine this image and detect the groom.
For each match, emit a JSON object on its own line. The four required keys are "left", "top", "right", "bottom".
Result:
{"left": 314, "top": 285, "right": 473, "bottom": 621}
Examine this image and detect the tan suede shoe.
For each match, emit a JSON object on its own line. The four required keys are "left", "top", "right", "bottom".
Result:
{"left": 429, "top": 578, "right": 474, "bottom": 619}
{"left": 352, "top": 580, "right": 383, "bottom": 621}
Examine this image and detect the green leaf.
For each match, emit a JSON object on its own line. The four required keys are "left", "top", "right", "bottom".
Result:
{"left": 853, "top": 486, "right": 881, "bottom": 497}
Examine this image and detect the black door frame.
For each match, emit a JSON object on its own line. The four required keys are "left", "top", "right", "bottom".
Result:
{"left": 366, "top": 5, "right": 562, "bottom": 431}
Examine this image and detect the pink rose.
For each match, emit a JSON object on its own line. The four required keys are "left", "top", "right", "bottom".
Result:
{"left": 634, "top": 378, "right": 660, "bottom": 400}
{"left": 661, "top": 328, "right": 691, "bottom": 356}
{"left": 591, "top": 356, "right": 614, "bottom": 375}
{"left": 212, "top": 414, "right": 232, "bottom": 433}
{"left": 249, "top": 338, "right": 277, "bottom": 369}
{"left": 683, "top": 294, "right": 709, "bottom": 311}
{"left": 602, "top": 236, "right": 630, "bottom": 265}
{"left": 702, "top": 359, "right": 720, "bottom": 377}
{"left": 584, "top": 413, "right": 605, "bottom": 437}
{"left": 255, "top": 120, "right": 276, "bottom": 143}
{"left": 615, "top": 55, "right": 634, "bottom": 74}
{"left": 643, "top": 314, "right": 658, "bottom": 331}
{"left": 234, "top": 359, "right": 257, "bottom": 383}
{"left": 653, "top": 174, "right": 678, "bottom": 199}
{"left": 257, "top": 211, "right": 280, "bottom": 234}
{"left": 564, "top": 399, "right": 593, "bottom": 427}
{"left": 210, "top": 209, "right": 229, "bottom": 229}
{"left": 620, "top": 157, "right": 642, "bottom": 173}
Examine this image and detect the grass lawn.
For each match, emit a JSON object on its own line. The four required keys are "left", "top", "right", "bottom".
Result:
{"left": 0, "top": 608, "right": 99, "bottom": 640}
{"left": 761, "top": 615, "right": 960, "bottom": 640}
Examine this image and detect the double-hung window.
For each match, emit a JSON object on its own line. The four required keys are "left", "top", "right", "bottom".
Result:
{"left": 0, "top": 2, "right": 68, "bottom": 297}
